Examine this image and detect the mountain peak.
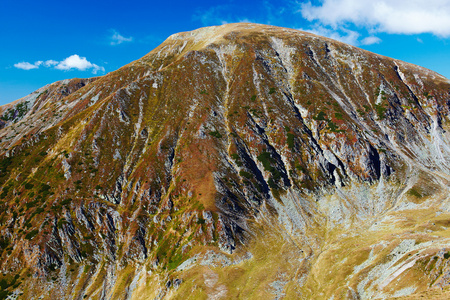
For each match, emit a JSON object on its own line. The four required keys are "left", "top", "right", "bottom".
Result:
{"left": 152, "top": 23, "right": 322, "bottom": 59}
{"left": 167, "top": 22, "right": 300, "bottom": 40}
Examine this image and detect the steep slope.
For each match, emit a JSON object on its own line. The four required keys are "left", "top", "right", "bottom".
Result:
{"left": 1, "top": 23, "right": 450, "bottom": 299}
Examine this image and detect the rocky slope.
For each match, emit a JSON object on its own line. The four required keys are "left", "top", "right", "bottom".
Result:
{"left": 1, "top": 23, "right": 450, "bottom": 299}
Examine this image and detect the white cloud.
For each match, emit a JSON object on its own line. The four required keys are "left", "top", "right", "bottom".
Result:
{"left": 300, "top": 25, "right": 361, "bottom": 45}
{"left": 220, "top": 18, "right": 253, "bottom": 25}
{"left": 193, "top": 5, "right": 254, "bottom": 26}
{"left": 361, "top": 36, "right": 382, "bottom": 45}
{"left": 300, "top": 0, "right": 450, "bottom": 37}
{"left": 299, "top": 24, "right": 382, "bottom": 46}
{"left": 14, "top": 62, "right": 40, "bottom": 70}
{"left": 13, "top": 55, "right": 105, "bottom": 74}
{"left": 110, "top": 30, "right": 133, "bottom": 45}
{"left": 55, "top": 54, "right": 105, "bottom": 74}
{"left": 238, "top": 18, "right": 253, "bottom": 23}
{"left": 194, "top": 5, "right": 228, "bottom": 25}
{"left": 44, "top": 60, "right": 58, "bottom": 67}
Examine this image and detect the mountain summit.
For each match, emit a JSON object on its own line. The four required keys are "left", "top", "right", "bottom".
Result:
{"left": 1, "top": 23, "right": 450, "bottom": 299}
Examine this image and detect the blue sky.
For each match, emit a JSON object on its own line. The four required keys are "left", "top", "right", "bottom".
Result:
{"left": 1, "top": 0, "right": 450, "bottom": 105}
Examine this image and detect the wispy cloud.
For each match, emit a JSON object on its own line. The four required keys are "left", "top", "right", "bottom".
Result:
{"left": 193, "top": 5, "right": 232, "bottom": 25}
{"left": 361, "top": 36, "right": 382, "bottom": 45}
{"left": 301, "top": 25, "right": 361, "bottom": 45}
{"left": 300, "top": 0, "right": 450, "bottom": 37}
{"left": 44, "top": 60, "right": 58, "bottom": 67}
{"left": 14, "top": 62, "right": 40, "bottom": 70}
{"left": 193, "top": 4, "right": 260, "bottom": 26}
{"left": 14, "top": 55, "right": 105, "bottom": 74}
{"left": 299, "top": 24, "right": 382, "bottom": 46}
{"left": 110, "top": 30, "right": 133, "bottom": 45}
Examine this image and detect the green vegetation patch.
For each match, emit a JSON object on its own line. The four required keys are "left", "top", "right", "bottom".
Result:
{"left": 423, "top": 91, "right": 433, "bottom": 99}
{"left": 313, "top": 111, "right": 343, "bottom": 132}
{"left": 257, "top": 151, "right": 282, "bottom": 189}
{"left": 38, "top": 183, "right": 52, "bottom": 197}
{"left": 0, "top": 101, "right": 29, "bottom": 122}
{"left": 334, "top": 112, "right": 343, "bottom": 120}
{"left": 287, "top": 133, "right": 295, "bottom": 149}
{"left": 60, "top": 198, "right": 72, "bottom": 206}
{"left": 0, "top": 157, "right": 12, "bottom": 175}
{"left": 25, "top": 200, "right": 38, "bottom": 209}
{"left": 208, "top": 131, "right": 222, "bottom": 138}
{"left": 407, "top": 188, "right": 422, "bottom": 198}
{"left": 57, "top": 218, "right": 68, "bottom": 229}
{"left": 231, "top": 153, "right": 243, "bottom": 167}
{"left": 313, "top": 111, "right": 327, "bottom": 121}
{"left": 239, "top": 170, "right": 253, "bottom": 179}
{"left": 168, "top": 253, "right": 184, "bottom": 270}
{"left": 25, "top": 230, "right": 39, "bottom": 240}
{"left": 327, "top": 120, "right": 343, "bottom": 133}
{"left": 0, "top": 237, "right": 9, "bottom": 250}
{"left": 230, "top": 153, "right": 239, "bottom": 160}
{"left": 375, "top": 104, "right": 387, "bottom": 120}
{"left": 363, "top": 104, "right": 370, "bottom": 112}
{"left": 0, "top": 274, "right": 21, "bottom": 299}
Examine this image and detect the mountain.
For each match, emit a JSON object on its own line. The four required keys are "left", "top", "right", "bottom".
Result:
{"left": 1, "top": 23, "right": 450, "bottom": 299}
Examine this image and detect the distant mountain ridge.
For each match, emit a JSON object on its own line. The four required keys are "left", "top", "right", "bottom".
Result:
{"left": 0, "top": 23, "right": 450, "bottom": 299}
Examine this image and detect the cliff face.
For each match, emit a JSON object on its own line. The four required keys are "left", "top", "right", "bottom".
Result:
{"left": 1, "top": 23, "right": 450, "bottom": 299}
